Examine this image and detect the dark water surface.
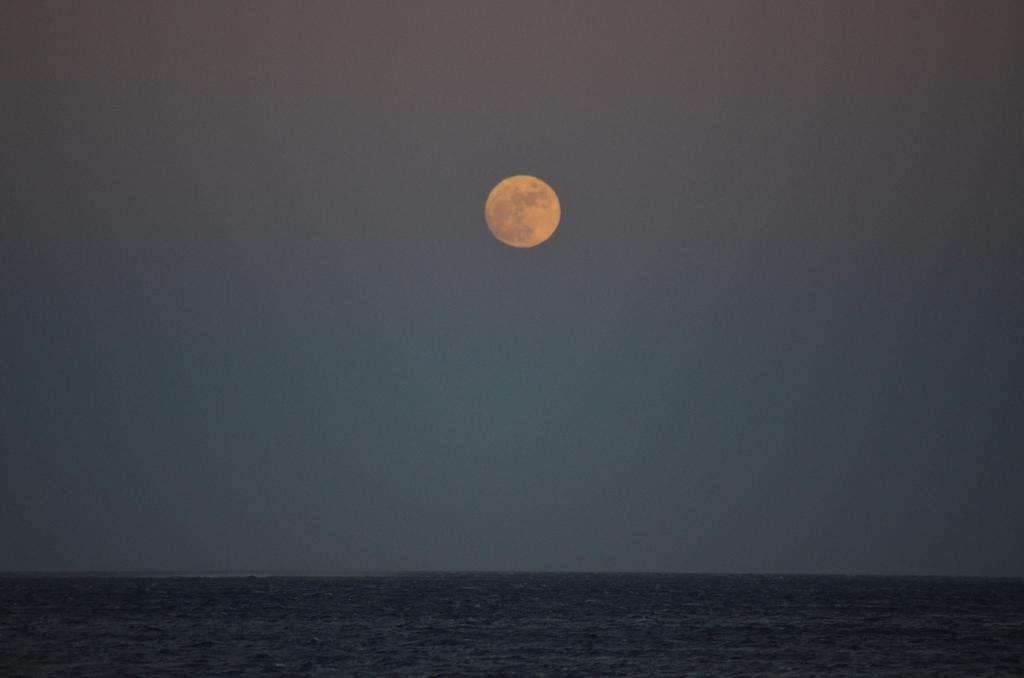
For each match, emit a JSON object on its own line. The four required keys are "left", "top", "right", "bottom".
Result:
{"left": 2, "top": 573, "right": 1022, "bottom": 676}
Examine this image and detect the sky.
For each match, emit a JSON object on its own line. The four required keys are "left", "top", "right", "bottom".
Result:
{"left": 2, "top": 1, "right": 1022, "bottom": 576}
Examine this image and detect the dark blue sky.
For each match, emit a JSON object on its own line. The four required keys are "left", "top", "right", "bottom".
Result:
{"left": 2, "top": 1, "right": 1022, "bottom": 574}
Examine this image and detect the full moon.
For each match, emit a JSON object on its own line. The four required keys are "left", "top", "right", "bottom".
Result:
{"left": 484, "top": 175, "right": 561, "bottom": 248}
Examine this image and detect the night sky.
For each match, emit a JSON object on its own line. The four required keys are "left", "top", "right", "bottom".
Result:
{"left": 3, "top": 2, "right": 1022, "bottom": 575}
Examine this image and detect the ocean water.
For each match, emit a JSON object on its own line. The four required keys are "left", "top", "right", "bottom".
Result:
{"left": 1, "top": 573, "right": 1022, "bottom": 676}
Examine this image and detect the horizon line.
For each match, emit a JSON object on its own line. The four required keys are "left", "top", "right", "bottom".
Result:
{"left": 1, "top": 569, "right": 1020, "bottom": 580}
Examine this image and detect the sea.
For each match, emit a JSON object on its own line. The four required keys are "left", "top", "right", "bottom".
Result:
{"left": 1, "top": 573, "right": 1022, "bottom": 676}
